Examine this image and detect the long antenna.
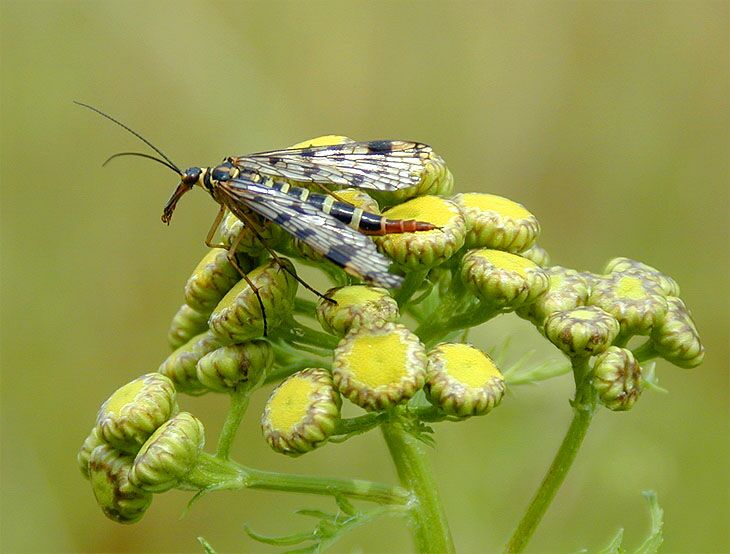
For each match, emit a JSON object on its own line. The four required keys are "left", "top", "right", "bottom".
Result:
{"left": 103, "top": 151, "right": 180, "bottom": 174}
{"left": 74, "top": 101, "right": 182, "bottom": 174}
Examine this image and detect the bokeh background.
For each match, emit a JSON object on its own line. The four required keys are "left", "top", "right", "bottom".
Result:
{"left": 1, "top": 2, "right": 728, "bottom": 553}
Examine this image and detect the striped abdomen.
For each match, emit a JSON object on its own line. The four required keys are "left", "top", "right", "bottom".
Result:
{"left": 267, "top": 180, "right": 436, "bottom": 236}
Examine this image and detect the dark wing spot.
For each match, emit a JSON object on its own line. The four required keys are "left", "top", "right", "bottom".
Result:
{"left": 367, "top": 140, "right": 394, "bottom": 153}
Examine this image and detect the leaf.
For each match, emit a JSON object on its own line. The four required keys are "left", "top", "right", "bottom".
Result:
{"left": 197, "top": 536, "right": 218, "bottom": 554}
{"left": 634, "top": 491, "right": 664, "bottom": 554}
{"left": 597, "top": 528, "right": 626, "bottom": 554}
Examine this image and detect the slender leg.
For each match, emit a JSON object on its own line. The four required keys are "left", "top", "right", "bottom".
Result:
{"left": 311, "top": 182, "right": 347, "bottom": 204}
{"left": 235, "top": 210, "right": 335, "bottom": 305}
{"left": 204, "top": 205, "right": 268, "bottom": 336}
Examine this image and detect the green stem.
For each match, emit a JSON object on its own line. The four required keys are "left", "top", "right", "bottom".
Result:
{"left": 504, "top": 358, "right": 598, "bottom": 553}
{"left": 182, "top": 454, "right": 409, "bottom": 505}
{"left": 394, "top": 270, "right": 429, "bottom": 307}
{"left": 271, "top": 318, "right": 339, "bottom": 350}
{"left": 381, "top": 422, "right": 455, "bottom": 554}
{"left": 215, "top": 387, "right": 249, "bottom": 459}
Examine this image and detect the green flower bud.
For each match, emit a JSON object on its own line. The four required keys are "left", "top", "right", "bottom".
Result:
{"left": 159, "top": 332, "right": 223, "bottom": 395}
{"left": 333, "top": 322, "right": 427, "bottom": 411}
{"left": 516, "top": 266, "right": 591, "bottom": 328}
{"left": 544, "top": 306, "right": 620, "bottom": 358}
{"left": 78, "top": 426, "right": 105, "bottom": 480}
{"left": 167, "top": 304, "right": 209, "bottom": 350}
{"left": 88, "top": 444, "right": 152, "bottom": 524}
{"left": 196, "top": 340, "right": 273, "bottom": 392}
{"left": 261, "top": 368, "right": 341, "bottom": 456}
{"left": 130, "top": 412, "right": 205, "bottom": 493}
{"left": 452, "top": 193, "right": 541, "bottom": 252}
{"left": 184, "top": 249, "right": 251, "bottom": 313}
{"left": 373, "top": 152, "right": 454, "bottom": 206}
{"left": 375, "top": 196, "right": 466, "bottom": 270}
{"left": 209, "top": 258, "right": 298, "bottom": 343}
{"left": 650, "top": 297, "right": 705, "bottom": 368}
{"left": 604, "top": 257, "right": 680, "bottom": 297}
{"left": 96, "top": 373, "right": 178, "bottom": 454}
{"left": 461, "top": 249, "right": 550, "bottom": 310}
{"left": 220, "top": 210, "right": 287, "bottom": 256}
{"left": 425, "top": 343, "right": 505, "bottom": 417}
{"left": 593, "top": 347, "right": 643, "bottom": 411}
{"left": 519, "top": 243, "right": 551, "bottom": 268}
{"left": 428, "top": 265, "right": 454, "bottom": 295}
{"left": 588, "top": 271, "right": 668, "bottom": 336}
{"left": 316, "top": 285, "right": 399, "bottom": 337}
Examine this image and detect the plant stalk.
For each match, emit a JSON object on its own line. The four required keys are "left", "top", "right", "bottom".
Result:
{"left": 381, "top": 421, "right": 455, "bottom": 554}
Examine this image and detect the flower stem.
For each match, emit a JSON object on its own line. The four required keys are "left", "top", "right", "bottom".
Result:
{"left": 381, "top": 421, "right": 455, "bottom": 554}
{"left": 504, "top": 359, "right": 597, "bottom": 553}
{"left": 215, "top": 387, "right": 249, "bottom": 459}
{"left": 183, "top": 453, "right": 409, "bottom": 505}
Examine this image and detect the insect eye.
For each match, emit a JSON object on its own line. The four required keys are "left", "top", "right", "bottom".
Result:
{"left": 211, "top": 167, "right": 229, "bottom": 181}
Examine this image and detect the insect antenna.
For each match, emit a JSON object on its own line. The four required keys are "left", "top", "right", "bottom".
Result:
{"left": 74, "top": 101, "right": 182, "bottom": 175}
{"left": 103, "top": 151, "right": 181, "bottom": 174}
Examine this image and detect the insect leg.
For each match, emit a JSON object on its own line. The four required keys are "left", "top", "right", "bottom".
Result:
{"left": 309, "top": 182, "right": 348, "bottom": 204}
{"left": 204, "top": 205, "right": 269, "bottom": 336}
{"left": 234, "top": 210, "right": 336, "bottom": 305}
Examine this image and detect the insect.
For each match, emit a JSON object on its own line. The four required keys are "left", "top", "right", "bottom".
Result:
{"left": 76, "top": 102, "right": 437, "bottom": 330}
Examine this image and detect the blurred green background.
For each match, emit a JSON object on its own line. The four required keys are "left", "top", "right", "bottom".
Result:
{"left": 1, "top": 1, "right": 728, "bottom": 552}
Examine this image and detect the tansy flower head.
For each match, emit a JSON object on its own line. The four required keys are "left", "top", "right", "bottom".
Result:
{"left": 544, "top": 306, "right": 620, "bottom": 358}
{"left": 158, "top": 332, "right": 223, "bottom": 396}
{"left": 332, "top": 323, "right": 427, "bottom": 411}
{"left": 650, "top": 296, "right": 705, "bottom": 368}
{"left": 452, "top": 193, "right": 541, "bottom": 252}
{"left": 220, "top": 210, "right": 286, "bottom": 256}
{"left": 184, "top": 248, "right": 252, "bottom": 314}
{"left": 461, "top": 249, "right": 550, "bottom": 310}
{"left": 516, "top": 266, "right": 591, "bottom": 329}
{"left": 376, "top": 196, "right": 466, "bottom": 271}
{"left": 373, "top": 152, "right": 454, "bottom": 206}
{"left": 196, "top": 340, "right": 273, "bottom": 393}
{"left": 78, "top": 427, "right": 105, "bottom": 480}
{"left": 588, "top": 270, "right": 668, "bottom": 336}
{"left": 261, "top": 368, "right": 341, "bottom": 456}
{"left": 604, "top": 257, "right": 680, "bottom": 297}
{"left": 425, "top": 343, "right": 505, "bottom": 417}
{"left": 209, "top": 258, "right": 298, "bottom": 343}
{"left": 129, "top": 412, "right": 205, "bottom": 493}
{"left": 96, "top": 373, "right": 178, "bottom": 454}
{"left": 519, "top": 243, "right": 551, "bottom": 268}
{"left": 316, "top": 285, "right": 399, "bottom": 337}
{"left": 88, "top": 444, "right": 152, "bottom": 524}
{"left": 167, "top": 303, "right": 209, "bottom": 351}
{"left": 593, "top": 347, "right": 643, "bottom": 411}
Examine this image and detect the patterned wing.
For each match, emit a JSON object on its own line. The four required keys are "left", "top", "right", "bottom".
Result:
{"left": 220, "top": 177, "right": 403, "bottom": 288}
{"left": 229, "top": 140, "right": 433, "bottom": 192}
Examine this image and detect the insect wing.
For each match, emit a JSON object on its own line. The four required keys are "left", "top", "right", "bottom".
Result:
{"left": 230, "top": 140, "right": 432, "bottom": 192}
{"left": 221, "top": 178, "right": 403, "bottom": 287}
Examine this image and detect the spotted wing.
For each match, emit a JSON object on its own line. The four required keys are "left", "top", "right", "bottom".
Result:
{"left": 220, "top": 177, "right": 403, "bottom": 288}
{"left": 229, "top": 140, "right": 432, "bottom": 192}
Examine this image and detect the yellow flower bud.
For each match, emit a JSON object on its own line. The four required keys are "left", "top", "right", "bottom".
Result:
{"left": 333, "top": 323, "right": 427, "bottom": 411}
{"left": 650, "top": 297, "right": 705, "bottom": 368}
{"left": 604, "top": 257, "right": 680, "bottom": 297}
{"left": 452, "top": 193, "right": 541, "bottom": 252}
{"left": 376, "top": 196, "right": 466, "bottom": 270}
{"left": 167, "top": 303, "right": 208, "bottom": 350}
{"left": 261, "top": 368, "right": 341, "bottom": 456}
{"left": 544, "top": 306, "right": 620, "bottom": 358}
{"left": 78, "top": 426, "right": 105, "bottom": 480}
{"left": 88, "top": 444, "right": 152, "bottom": 524}
{"left": 593, "top": 347, "right": 643, "bottom": 411}
{"left": 316, "top": 285, "right": 399, "bottom": 337}
{"left": 373, "top": 152, "right": 454, "bottom": 206}
{"left": 516, "top": 266, "right": 590, "bottom": 329}
{"left": 425, "top": 343, "right": 505, "bottom": 417}
{"left": 130, "top": 412, "right": 205, "bottom": 493}
{"left": 196, "top": 341, "right": 273, "bottom": 392}
{"left": 96, "top": 373, "right": 178, "bottom": 454}
{"left": 184, "top": 248, "right": 251, "bottom": 313}
{"left": 158, "top": 332, "right": 223, "bottom": 395}
{"left": 461, "top": 249, "right": 550, "bottom": 310}
{"left": 588, "top": 271, "right": 668, "bottom": 336}
{"left": 519, "top": 243, "right": 551, "bottom": 268}
{"left": 209, "top": 258, "right": 298, "bottom": 343}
